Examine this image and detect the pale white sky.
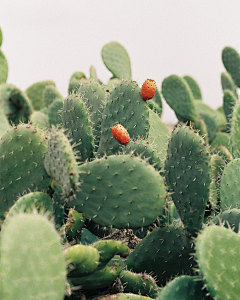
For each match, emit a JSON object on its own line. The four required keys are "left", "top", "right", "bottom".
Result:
{"left": 1, "top": 1, "right": 240, "bottom": 123}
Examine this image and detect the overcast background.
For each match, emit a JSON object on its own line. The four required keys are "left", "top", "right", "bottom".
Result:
{"left": 1, "top": 1, "right": 240, "bottom": 123}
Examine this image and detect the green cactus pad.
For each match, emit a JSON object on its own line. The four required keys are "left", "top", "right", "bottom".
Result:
{"left": 64, "top": 244, "right": 100, "bottom": 277}
{"left": 183, "top": 75, "right": 202, "bottom": 100}
{"left": 222, "top": 46, "right": 240, "bottom": 87}
{"left": 161, "top": 75, "right": 197, "bottom": 122}
{"left": 164, "top": 125, "right": 211, "bottom": 236}
{"left": 0, "top": 124, "right": 51, "bottom": 219}
{"left": 98, "top": 79, "right": 150, "bottom": 156}
{"left": 219, "top": 158, "right": 240, "bottom": 211}
{"left": 196, "top": 225, "right": 240, "bottom": 300}
{"left": 7, "top": 191, "right": 53, "bottom": 218}
{"left": 26, "top": 80, "right": 55, "bottom": 111}
{"left": 102, "top": 41, "right": 131, "bottom": 79}
{"left": 0, "top": 84, "right": 33, "bottom": 124}
{"left": 157, "top": 275, "right": 211, "bottom": 300}
{"left": 1, "top": 212, "right": 66, "bottom": 299}
{"left": 62, "top": 93, "right": 94, "bottom": 162}
{"left": 44, "top": 127, "right": 79, "bottom": 198}
{"left": 125, "top": 225, "right": 195, "bottom": 285}
{"left": 221, "top": 71, "right": 238, "bottom": 98}
{"left": 120, "top": 270, "right": 160, "bottom": 298}
{"left": 72, "top": 154, "right": 167, "bottom": 229}
{"left": 77, "top": 80, "right": 107, "bottom": 149}
{"left": 30, "top": 111, "right": 50, "bottom": 129}
{"left": 0, "top": 50, "right": 8, "bottom": 84}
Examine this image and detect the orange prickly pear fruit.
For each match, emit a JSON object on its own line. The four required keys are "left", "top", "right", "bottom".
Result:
{"left": 112, "top": 124, "right": 130, "bottom": 145}
{"left": 141, "top": 79, "right": 156, "bottom": 100}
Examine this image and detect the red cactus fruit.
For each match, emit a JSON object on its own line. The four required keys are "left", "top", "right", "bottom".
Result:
{"left": 112, "top": 124, "right": 130, "bottom": 145}
{"left": 141, "top": 79, "right": 156, "bottom": 100}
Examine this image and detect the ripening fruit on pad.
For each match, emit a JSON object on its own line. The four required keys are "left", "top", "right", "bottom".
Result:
{"left": 112, "top": 124, "right": 131, "bottom": 145}
{"left": 141, "top": 79, "right": 156, "bottom": 100}
{"left": 195, "top": 225, "right": 240, "bottom": 300}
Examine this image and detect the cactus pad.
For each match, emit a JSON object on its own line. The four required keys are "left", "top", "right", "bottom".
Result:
{"left": 196, "top": 225, "right": 240, "bottom": 300}
{"left": 0, "top": 212, "right": 66, "bottom": 299}
{"left": 71, "top": 154, "right": 167, "bottom": 229}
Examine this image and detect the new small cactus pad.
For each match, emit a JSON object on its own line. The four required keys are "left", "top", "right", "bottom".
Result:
{"left": 101, "top": 41, "right": 131, "bottom": 79}
{"left": 222, "top": 46, "right": 240, "bottom": 87}
{"left": 141, "top": 79, "right": 156, "bottom": 101}
{"left": 64, "top": 244, "right": 100, "bottom": 277}
{"left": 112, "top": 124, "right": 131, "bottom": 145}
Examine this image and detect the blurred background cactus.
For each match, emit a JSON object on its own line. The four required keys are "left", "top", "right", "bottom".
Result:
{"left": 1, "top": 23, "right": 240, "bottom": 299}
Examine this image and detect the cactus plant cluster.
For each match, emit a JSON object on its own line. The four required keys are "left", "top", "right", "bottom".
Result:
{"left": 1, "top": 26, "right": 240, "bottom": 299}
